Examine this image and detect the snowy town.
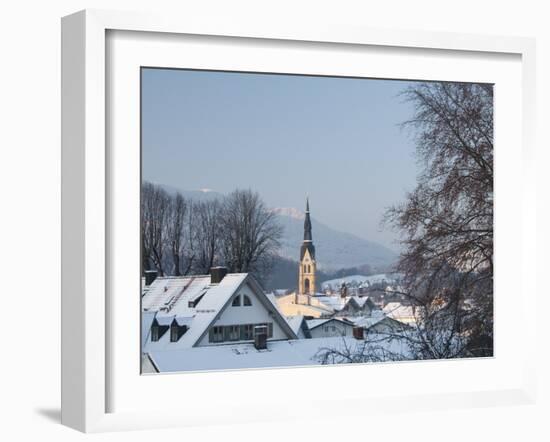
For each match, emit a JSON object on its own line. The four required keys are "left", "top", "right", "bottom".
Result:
{"left": 140, "top": 75, "right": 493, "bottom": 374}
{"left": 141, "top": 198, "right": 420, "bottom": 373}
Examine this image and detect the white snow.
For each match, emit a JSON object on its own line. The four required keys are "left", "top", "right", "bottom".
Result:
{"left": 321, "top": 273, "right": 401, "bottom": 289}
{"left": 285, "top": 315, "right": 306, "bottom": 336}
{"left": 269, "top": 207, "right": 305, "bottom": 220}
{"left": 145, "top": 334, "right": 414, "bottom": 373}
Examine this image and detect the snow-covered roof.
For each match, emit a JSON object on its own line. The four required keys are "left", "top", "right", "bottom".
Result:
{"left": 383, "top": 302, "right": 416, "bottom": 319}
{"left": 142, "top": 273, "right": 298, "bottom": 351}
{"left": 145, "top": 334, "right": 414, "bottom": 373}
{"left": 155, "top": 315, "right": 175, "bottom": 326}
{"left": 141, "top": 311, "right": 156, "bottom": 348}
{"left": 306, "top": 317, "right": 353, "bottom": 330}
{"left": 314, "top": 295, "right": 347, "bottom": 311}
{"left": 141, "top": 353, "right": 159, "bottom": 373}
{"left": 285, "top": 315, "right": 307, "bottom": 335}
{"left": 350, "top": 312, "right": 394, "bottom": 329}
{"left": 352, "top": 296, "right": 373, "bottom": 308}
{"left": 273, "top": 289, "right": 290, "bottom": 296}
{"left": 306, "top": 318, "right": 330, "bottom": 329}
{"left": 265, "top": 292, "right": 286, "bottom": 317}
{"left": 142, "top": 275, "right": 212, "bottom": 317}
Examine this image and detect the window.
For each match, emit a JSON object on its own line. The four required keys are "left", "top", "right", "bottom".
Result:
{"left": 151, "top": 326, "right": 159, "bottom": 342}
{"left": 209, "top": 326, "right": 224, "bottom": 343}
{"left": 170, "top": 322, "right": 187, "bottom": 342}
{"left": 241, "top": 324, "right": 254, "bottom": 340}
{"left": 226, "top": 325, "right": 240, "bottom": 341}
{"left": 151, "top": 320, "right": 168, "bottom": 342}
{"left": 243, "top": 295, "right": 252, "bottom": 306}
{"left": 232, "top": 295, "right": 241, "bottom": 307}
{"left": 170, "top": 324, "right": 178, "bottom": 342}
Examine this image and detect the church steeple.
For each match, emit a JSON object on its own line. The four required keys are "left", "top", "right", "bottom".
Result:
{"left": 303, "top": 196, "right": 312, "bottom": 242}
{"left": 298, "top": 197, "right": 316, "bottom": 295}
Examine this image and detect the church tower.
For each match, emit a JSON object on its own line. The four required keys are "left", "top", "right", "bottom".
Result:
{"left": 298, "top": 197, "right": 316, "bottom": 295}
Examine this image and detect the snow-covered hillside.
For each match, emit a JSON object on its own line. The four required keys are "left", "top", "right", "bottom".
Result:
{"left": 156, "top": 183, "right": 224, "bottom": 201}
{"left": 272, "top": 208, "right": 397, "bottom": 270}
{"left": 321, "top": 273, "right": 401, "bottom": 290}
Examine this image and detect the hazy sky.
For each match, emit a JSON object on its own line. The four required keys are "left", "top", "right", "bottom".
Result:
{"left": 141, "top": 68, "right": 420, "bottom": 251}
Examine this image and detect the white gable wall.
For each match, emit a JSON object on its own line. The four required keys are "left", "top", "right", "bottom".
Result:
{"left": 196, "top": 281, "right": 289, "bottom": 346}
{"left": 309, "top": 319, "right": 354, "bottom": 339}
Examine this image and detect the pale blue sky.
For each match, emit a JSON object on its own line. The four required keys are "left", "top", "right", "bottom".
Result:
{"left": 141, "top": 68, "right": 420, "bottom": 251}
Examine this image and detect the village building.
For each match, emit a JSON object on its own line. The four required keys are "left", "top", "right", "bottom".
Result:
{"left": 383, "top": 302, "right": 417, "bottom": 325}
{"left": 276, "top": 292, "right": 335, "bottom": 318}
{"left": 285, "top": 315, "right": 312, "bottom": 339}
{"left": 139, "top": 197, "right": 418, "bottom": 373}
{"left": 306, "top": 317, "right": 355, "bottom": 338}
{"left": 141, "top": 267, "right": 299, "bottom": 356}
{"left": 347, "top": 311, "right": 409, "bottom": 334}
{"left": 334, "top": 296, "right": 377, "bottom": 318}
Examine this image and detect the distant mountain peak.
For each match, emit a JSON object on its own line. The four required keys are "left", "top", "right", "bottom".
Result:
{"left": 270, "top": 207, "right": 305, "bottom": 220}
{"left": 272, "top": 210, "right": 397, "bottom": 271}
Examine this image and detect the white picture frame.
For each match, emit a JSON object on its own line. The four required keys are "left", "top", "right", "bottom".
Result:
{"left": 61, "top": 9, "right": 537, "bottom": 433}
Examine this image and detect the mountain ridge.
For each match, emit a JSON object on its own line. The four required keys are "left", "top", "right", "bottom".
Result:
{"left": 153, "top": 183, "right": 397, "bottom": 271}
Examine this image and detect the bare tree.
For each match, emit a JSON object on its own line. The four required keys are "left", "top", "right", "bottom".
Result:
{"left": 220, "top": 189, "right": 283, "bottom": 280}
{"left": 318, "top": 83, "right": 495, "bottom": 365}
{"left": 141, "top": 183, "right": 283, "bottom": 283}
{"left": 192, "top": 199, "right": 223, "bottom": 274}
{"left": 384, "top": 82, "right": 494, "bottom": 357}
{"left": 314, "top": 320, "right": 469, "bottom": 365}
{"left": 165, "top": 193, "right": 193, "bottom": 276}
{"left": 141, "top": 182, "right": 170, "bottom": 276}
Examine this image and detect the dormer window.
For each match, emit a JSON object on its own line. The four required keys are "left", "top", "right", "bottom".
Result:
{"left": 243, "top": 295, "right": 252, "bottom": 306}
{"left": 170, "top": 323, "right": 178, "bottom": 342}
{"left": 232, "top": 295, "right": 241, "bottom": 307}
{"left": 170, "top": 319, "right": 188, "bottom": 342}
{"left": 150, "top": 318, "right": 169, "bottom": 342}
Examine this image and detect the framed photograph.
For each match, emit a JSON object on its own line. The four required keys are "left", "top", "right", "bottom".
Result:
{"left": 61, "top": 9, "right": 537, "bottom": 432}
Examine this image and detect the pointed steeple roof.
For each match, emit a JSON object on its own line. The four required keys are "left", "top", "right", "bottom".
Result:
{"left": 303, "top": 197, "right": 312, "bottom": 242}
{"left": 300, "top": 197, "right": 315, "bottom": 260}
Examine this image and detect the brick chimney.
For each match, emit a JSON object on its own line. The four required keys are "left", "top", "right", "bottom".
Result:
{"left": 144, "top": 270, "right": 158, "bottom": 286}
{"left": 210, "top": 266, "right": 228, "bottom": 284}
{"left": 352, "top": 326, "right": 364, "bottom": 340}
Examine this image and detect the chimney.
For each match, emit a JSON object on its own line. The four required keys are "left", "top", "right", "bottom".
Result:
{"left": 210, "top": 266, "right": 228, "bottom": 284}
{"left": 254, "top": 325, "right": 268, "bottom": 350}
{"left": 145, "top": 270, "right": 158, "bottom": 286}
{"left": 352, "top": 326, "right": 364, "bottom": 340}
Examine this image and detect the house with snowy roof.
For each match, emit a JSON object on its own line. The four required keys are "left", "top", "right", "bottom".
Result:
{"left": 285, "top": 315, "right": 312, "bottom": 339}
{"left": 347, "top": 311, "right": 409, "bottom": 334}
{"left": 306, "top": 317, "right": 355, "bottom": 338}
{"left": 275, "top": 292, "right": 335, "bottom": 318}
{"left": 335, "top": 296, "right": 377, "bottom": 318}
{"left": 382, "top": 302, "right": 417, "bottom": 325}
{"left": 141, "top": 267, "right": 299, "bottom": 355}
